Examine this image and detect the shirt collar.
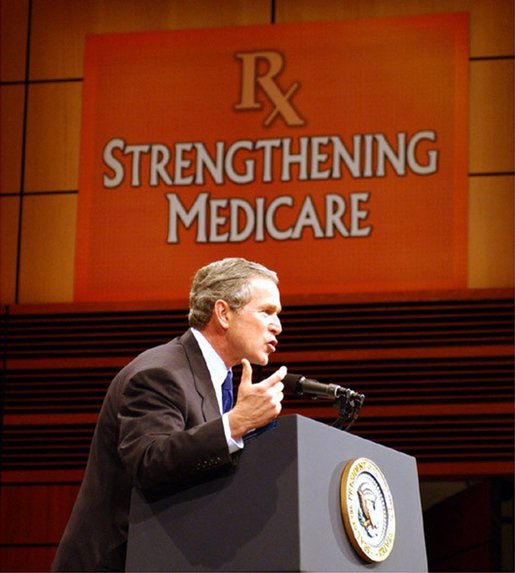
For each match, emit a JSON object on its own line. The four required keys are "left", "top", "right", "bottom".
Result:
{"left": 191, "top": 328, "right": 229, "bottom": 390}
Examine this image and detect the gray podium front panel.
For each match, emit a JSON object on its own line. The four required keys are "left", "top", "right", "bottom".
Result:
{"left": 126, "top": 414, "right": 427, "bottom": 572}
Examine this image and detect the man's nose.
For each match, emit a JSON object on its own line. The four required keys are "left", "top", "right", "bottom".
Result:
{"left": 270, "top": 314, "right": 282, "bottom": 334}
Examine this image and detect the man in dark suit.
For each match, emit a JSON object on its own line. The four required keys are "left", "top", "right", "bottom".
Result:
{"left": 51, "top": 257, "right": 286, "bottom": 572}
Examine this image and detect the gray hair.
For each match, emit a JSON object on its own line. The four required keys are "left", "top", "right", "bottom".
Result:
{"left": 188, "top": 258, "right": 278, "bottom": 329}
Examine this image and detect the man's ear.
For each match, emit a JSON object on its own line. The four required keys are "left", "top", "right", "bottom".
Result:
{"left": 213, "top": 299, "right": 231, "bottom": 330}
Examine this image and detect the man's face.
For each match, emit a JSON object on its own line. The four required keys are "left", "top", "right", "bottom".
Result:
{"left": 226, "top": 277, "right": 282, "bottom": 366}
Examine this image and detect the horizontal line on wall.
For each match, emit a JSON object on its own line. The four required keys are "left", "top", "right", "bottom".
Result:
{"left": 1, "top": 172, "right": 514, "bottom": 198}
{"left": 469, "top": 172, "right": 515, "bottom": 177}
{"left": 0, "top": 480, "right": 81, "bottom": 486}
{"left": 470, "top": 55, "right": 515, "bottom": 61}
{"left": 0, "top": 78, "right": 82, "bottom": 86}
{"left": 24, "top": 190, "right": 78, "bottom": 196}
{"left": 0, "top": 190, "right": 78, "bottom": 197}
{"left": 0, "top": 55, "right": 513, "bottom": 87}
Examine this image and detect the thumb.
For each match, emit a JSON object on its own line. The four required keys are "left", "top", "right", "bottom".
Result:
{"left": 239, "top": 358, "right": 253, "bottom": 389}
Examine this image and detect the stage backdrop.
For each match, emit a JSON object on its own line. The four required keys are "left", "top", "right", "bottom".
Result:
{"left": 74, "top": 14, "right": 468, "bottom": 302}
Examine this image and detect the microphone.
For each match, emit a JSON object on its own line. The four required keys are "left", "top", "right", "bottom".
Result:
{"left": 283, "top": 373, "right": 364, "bottom": 401}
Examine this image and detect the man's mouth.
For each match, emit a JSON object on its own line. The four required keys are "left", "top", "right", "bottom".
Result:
{"left": 266, "top": 340, "right": 277, "bottom": 353}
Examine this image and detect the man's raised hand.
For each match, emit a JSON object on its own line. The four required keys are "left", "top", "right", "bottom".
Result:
{"left": 228, "top": 358, "right": 286, "bottom": 441}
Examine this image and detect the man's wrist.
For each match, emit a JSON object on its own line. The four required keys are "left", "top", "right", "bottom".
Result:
{"left": 223, "top": 412, "right": 244, "bottom": 452}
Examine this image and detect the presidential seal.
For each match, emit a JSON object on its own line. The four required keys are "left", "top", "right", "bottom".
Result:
{"left": 340, "top": 457, "right": 395, "bottom": 563}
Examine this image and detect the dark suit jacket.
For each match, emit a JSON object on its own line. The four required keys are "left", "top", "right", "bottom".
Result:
{"left": 51, "top": 329, "right": 234, "bottom": 572}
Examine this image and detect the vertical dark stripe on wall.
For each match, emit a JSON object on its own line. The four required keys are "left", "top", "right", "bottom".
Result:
{"left": 271, "top": 0, "right": 276, "bottom": 24}
{"left": 14, "top": 0, "right": 33, "bottom": 304}
{"left": 0, "top": 306, "right": 8, "bottom": 476}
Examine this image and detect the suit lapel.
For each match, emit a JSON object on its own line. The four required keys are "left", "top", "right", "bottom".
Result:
{"left": 180, "top": 329, "right": 221, "bottom": 421}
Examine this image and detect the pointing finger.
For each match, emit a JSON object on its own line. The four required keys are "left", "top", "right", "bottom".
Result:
{"left": 263, "top": 365, "right": 287, "bottom": 387}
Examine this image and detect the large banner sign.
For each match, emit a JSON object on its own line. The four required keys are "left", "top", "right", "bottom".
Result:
{"left": 75, "top": 14, "right": 468, "bottom": 302}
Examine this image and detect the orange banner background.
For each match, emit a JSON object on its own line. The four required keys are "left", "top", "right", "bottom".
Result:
{"left": 75, "top": 14, "right": 468, "bottom": 302}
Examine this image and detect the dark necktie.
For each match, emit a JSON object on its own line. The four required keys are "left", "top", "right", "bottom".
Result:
{"left": 221, "top": 370, "right": 233, "bottom": 413}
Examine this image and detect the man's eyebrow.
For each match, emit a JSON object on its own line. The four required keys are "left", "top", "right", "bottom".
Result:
{"left": 263, "top": 303, "right": 282, "bottom": 313}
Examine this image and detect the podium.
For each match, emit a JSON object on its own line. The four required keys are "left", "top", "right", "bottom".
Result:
{"left": 126, "top": 414, "right": 427, "bottom": 572}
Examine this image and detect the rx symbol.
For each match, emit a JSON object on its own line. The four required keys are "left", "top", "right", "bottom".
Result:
{"left": 234, "top": 51, "right": 306, "bottom": 128}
